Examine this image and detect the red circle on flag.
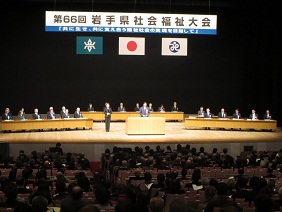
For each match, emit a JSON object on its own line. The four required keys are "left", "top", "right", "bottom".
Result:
{"left": 127, "top": 41, "right": 137, "bottom": 51}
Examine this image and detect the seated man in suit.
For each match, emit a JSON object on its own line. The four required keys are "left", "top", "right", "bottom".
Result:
{"left": 87, "top": 103, "right": 94, "bottom": 112}
{"left": 32, "top": 108, "right": 42, "bottom": 119}
{"left": 263, "top": 110, "right": 272, "bottom": 120}
{"left": 204, "top": 108, "right": 213, "bottom": 118}
{"left": 218, "top": 108, "right": 227, "bottom": 118}
{"left": 205, "top": 183, "right": 239, "bottom": 212}
{"left": 117, "top": 102, "right": 126, "bottom": 112}
{"left": 47, "top": 107, "right": 56, "bottom": 119}
{"left": 232, "top": 109, "right": 241, "bottom": 119}
{"left": 74, "top": 107, "right": 83, "bottom": 118}
{"left": 18, "top": 110, "right": 26, "bottom": 120}
{"left": 2, "top": 108, "right": 13, "bottom": 120}
{"left": 198, "top": 106, "right": 205, "bottom": 116}
{"left": 171, "top": 102, "right": 179, "bottom": 112}
{"left": 60, "top": 106, "right": 66, "bottom": 118}
{"left": 158, "top": 104, "right": 165, "bottom": 112}
{"left": 62, "top": 109, "right": 70, "bottom": 118}
{"left": 134, "top": 103, "right": 140, "bottom": 112}
{"left": 18, "top": 108, "right": 25, "bottom": 117}
{"left": 249, "top": 109, "right": 258, "bottom": 120}
{"left": 140, "top": 102, "right": 150, "bottom": 117}
{"left": 149, "top": 103, "right": 154, "bottom": 112}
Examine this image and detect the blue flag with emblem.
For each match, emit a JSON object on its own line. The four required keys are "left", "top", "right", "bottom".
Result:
{"left": 76, "top": 36, "right": 103, "bottom": 55}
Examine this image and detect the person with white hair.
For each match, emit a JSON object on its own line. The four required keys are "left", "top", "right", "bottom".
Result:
{"left": 74, "top": 107, "right": 83, "bottom": 118}
{"left": 47, "top": 107, "right": 56, "bottom": 119}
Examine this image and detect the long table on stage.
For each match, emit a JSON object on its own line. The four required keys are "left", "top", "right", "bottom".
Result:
{"left": 185, "top": 118, "right": 277, "bottom": 131}
{"left": 0, "top": 118, "right": 93, "bottom": 131}
{"left": 81, "top": 111, "right": 184, "bottom": 121}
{"left": 126, "top": 117, "right": 166, "bottom": 135}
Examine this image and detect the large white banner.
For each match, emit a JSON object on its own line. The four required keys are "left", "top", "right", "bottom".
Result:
{"left": 45, "top": 11, "right": 217, "bottom": 35}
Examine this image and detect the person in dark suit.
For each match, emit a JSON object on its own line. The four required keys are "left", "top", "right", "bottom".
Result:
{"left": 60, "top": 186, "right": 86, "bottom": 212}
{"left": 218, "top": 108, "right": 227, "bottom": 118}
{"left": 32, "top": 108, "right": 42, "bottom": 119}
{"left": 171, "top": 102, "right": 179, "bottom": 112}
{"left": 87, "top": 103, "right": 94, "bottom": 112}
{"left": 249, "top": 109, "right": 258, "bottom": 120}
{"left": 47, "top": 107, "right": 56, "bottom": 119}
{"left": 17, "top": 110, "right": 26, "bottom": 120}
{"left": 232, "top": 109, "right": 241, "bottom": 119}
{"left": 54, "top": 142, "right": 63, "bottom": 155}
{"left": 2, "top": 108, "right": 12, "bottom": 120}
{"left": 198, "top": 106, "right": 205, "bottom": 116}
{"left": 205, "top": 183, "right": 239, "bottom": 212}
{"left": 263, "top": 110, "right": 272, "bottom": 120}
{"left": 60, "top": 106, "right": 66, "bottom": 118}
{"left": 74, "top": 107, "right": 83, "bottom": 118}
{"left": 158, "top": 104, "right": 165, "bottom": 112}
{"left": 204, "top": 108, "right": 212, "bottom": 118}
{"left": 134, "top": 103, "right": 140, "bottom": 112}
{"left": 62, "top": 109, "right": 70, "bottom": 118}
{"left": 128, "top": 170, "right": 144, "bottom": 184}
{"left": 117, "top": 102, "right": 126, "bottom": 112}
{"left": 140, "top": 102, "right": 150, "bottom": 117}
{"left": 18, "top": 108, "right": 25, "bottom": 116}
{"left": 149, "top": 103, "right": 154, "bottom": 112}
{"left": 104, "top": 103, "right": 112, "bottom": 132}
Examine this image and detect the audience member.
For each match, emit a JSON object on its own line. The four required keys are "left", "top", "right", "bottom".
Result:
{"left": 150, "top": 197, "right": 164, "bottom": 212}
{"left": 205, "top": 183, "right": 239, "bottom": 212}
{"left": 60, "top": 186, "right": 86, "bottom": 212}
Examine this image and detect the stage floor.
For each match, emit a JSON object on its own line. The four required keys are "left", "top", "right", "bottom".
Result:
{"left": 0, "top": 122, "right": 281, "bottom": 144}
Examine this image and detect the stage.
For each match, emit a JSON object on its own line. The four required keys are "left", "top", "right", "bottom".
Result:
{"left": 1, "top": 122, "right": 282, "bottom": 162}
{"left": 0, "top": 122, "right": 281, "bottom": 144}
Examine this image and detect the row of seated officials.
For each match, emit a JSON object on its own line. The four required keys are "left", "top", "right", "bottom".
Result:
{"left": 197, "top": 107, "right": 273, "bottom": 120}
{"left": 2, "top": 103, "right": 274, "bottom": 121}
{"left": 1, "top": 102, "right": 180, "bottom": 121}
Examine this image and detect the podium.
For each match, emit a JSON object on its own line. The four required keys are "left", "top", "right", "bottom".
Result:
{"left": 126, "top": 117, "right": 165, "bottom": 135}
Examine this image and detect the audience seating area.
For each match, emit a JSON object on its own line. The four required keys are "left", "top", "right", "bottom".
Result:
{"left": 0, "top": 144, "right": 282, "bottom": 211}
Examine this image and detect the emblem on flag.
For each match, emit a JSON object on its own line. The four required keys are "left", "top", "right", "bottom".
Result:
{"left": 76, "top": 36, "right": 103, "bottom": 55}
{"left": 162, "top": 38, "right": 188, "bottom": 56}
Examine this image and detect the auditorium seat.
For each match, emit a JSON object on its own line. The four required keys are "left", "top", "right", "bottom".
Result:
{"left": 81, "top": 196, "right": 94, "bottom": 202}
{"left": 130, "top": 180, "right": 144, "bottom": 188}
{"left": 254, "top": 168, "right": 267, "bottom": 177}
{"left": 18, "top": 193, "right": 31, "bottom": 201}
{"left": 244, "top": 169, "right": 255, "bottom": 178}
{"left": 118, "top": 170, "right": 131, "bottom": 184}
{"left": 242, "top": 207, "right": 256, "bottom": 212}
{"left": 0, "top": 208, "right": 14, "bottom": 212}
{"left": 185, "top": 194, "right": 198, "bottom": 202}
{"left": 201, "top": 169, "right": 216, "bottom": 178}
{"left": 215, "top": 170, "right": 229, "bottom": 179}
{"left": 197, "top": 202, "right": 207, "bottom": 211}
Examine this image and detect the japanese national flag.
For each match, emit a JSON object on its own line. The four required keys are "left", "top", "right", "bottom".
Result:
{"left": 162, "top": 38, "right": 188, "bottom": 56}
{"left": 119, "top": 37, "right": 145, "bottom": 55}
